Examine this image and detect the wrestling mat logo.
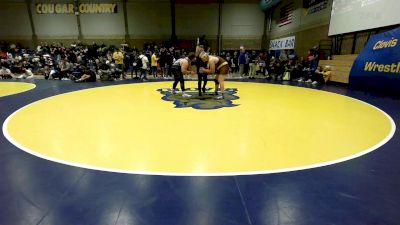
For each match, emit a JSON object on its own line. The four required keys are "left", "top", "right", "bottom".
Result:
{"left": 157, "top": 88, "right": 239, "bottom": 110}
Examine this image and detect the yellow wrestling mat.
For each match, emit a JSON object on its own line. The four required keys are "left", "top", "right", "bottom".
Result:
{"left": 3, "top": 82, "right": 395, "bottom": 175}
{"left": 0, "top": 82, "right": 36, "bottom": 97}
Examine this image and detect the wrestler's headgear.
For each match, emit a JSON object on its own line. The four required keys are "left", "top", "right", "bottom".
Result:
{"left": 199, "top": 51, "right": 209, "bottom": 62}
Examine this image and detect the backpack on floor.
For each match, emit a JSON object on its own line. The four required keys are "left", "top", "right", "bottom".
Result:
{"left": 283, "top": 71, "right": 291, "bottom": 81}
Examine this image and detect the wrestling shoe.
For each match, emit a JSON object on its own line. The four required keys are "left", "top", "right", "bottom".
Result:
{"left": 182, "top": 93, "right": 192, "bottom": 98}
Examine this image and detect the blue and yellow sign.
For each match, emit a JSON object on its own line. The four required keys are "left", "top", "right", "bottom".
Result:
{"left": 349, "top": 27, "right": 400, "bottom": 93}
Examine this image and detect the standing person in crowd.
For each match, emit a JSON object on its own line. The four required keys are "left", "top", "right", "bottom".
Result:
{"left": 199, "top": 52, "right": 229, "bottom": 99}
{"left": 226, "top": 52, "right": 232, "bottom": 68}
{"left": 151, "top": 51, "right": 159, "bottom": 78}
{"left": 131, "top": 52, "right": 140, "bottom": 79}
{"left": 232, "top": 51, "right": 239, "bottom": 74}
{"left": 138, "top": 51, "right": 149, "bottom": 81}
{"left": 159, "top": 47, "right": 168, "bottom": 78}
{"left": 248, "top": 50, "right": 257, "bottom": 79}
{"left": 166, "top": 51, "right": 174, "bottom": 78}
{"left": 113, "top": 48, "right": 125, "bottom": 79}
{"left": 171, "top": 52, "right": 196, "bottom": 97}
{"left": 145, "top": 49, "right": 152, "bottom": 77}
{"left": 259, "top": 52, "right": 268, "bottom": 78}
{"left": 124, "top": 52, "right": 133, "bottom": 78}
{"left": 244, "top": 51, "right": 250, "bottom": 76}
{"left": 238, "top": 48, "right": 246, "bottom": 77}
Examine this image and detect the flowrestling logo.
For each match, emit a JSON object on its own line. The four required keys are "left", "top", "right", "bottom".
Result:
{"left": 157, "top": 88, "right": 239, "bottom": 110}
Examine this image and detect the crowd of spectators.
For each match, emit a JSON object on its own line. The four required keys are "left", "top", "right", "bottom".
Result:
{"left": 0, "top": 41, "right": 191, "bottom": 82}
{"left": 222, "top": 46, "right": 331, "bottom": 85}
{"left": 0, "top": 40, "right": 331, "bottom": 85}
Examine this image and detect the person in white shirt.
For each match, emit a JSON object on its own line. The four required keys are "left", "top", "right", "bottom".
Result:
{"left": 0, "top": 64, "right": 13, "bottom": 79}
{"left": 138, "top": 52, "right": 149, "bottom": 80}
{"left": 16, "top": 68, "right": 34, "bottom": 79}
{"left": 171, "top": 53, "right": 196, "bottom": 97}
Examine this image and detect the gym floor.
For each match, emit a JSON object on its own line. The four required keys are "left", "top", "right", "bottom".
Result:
{"left": 1, "top": 79, "right": 399, "bottom": 225}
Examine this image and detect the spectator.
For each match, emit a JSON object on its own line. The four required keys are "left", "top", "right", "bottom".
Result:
{"left": 151, "top": 51, "right": 159, "bottom": 77}
{"left": 239, "top": 48, "right": 246, "bottom": 77}
{"left": 244, "top": 51, "right": 250, "bottom": 76}
{"left": 59, "top": 59, "right": 71, "bottom": 80}
{"left": 113, "top": 48, "right": 125, "bottom": 79}
{"left": 138, "top": 52, "right": 149, "bottom": 81}
{"left": 70, "top": 63, "right": 84, "bottom": 80}
{"left": 75, "top": 68, "right": 96, "bottom": 82}
{"left": 248, "top": 50, "right": 257, "bottom": 79}
{"left": 232, "top": 51, "right": 239, "bottom": 73}
{"left": 0, "top": 64, "right": 13, "bottom": 79}
{"left": 16, "top": 68, "right": 34, "bottom": 79}
{"left": 98, "top": 61, "right": 113, "bottom": 81}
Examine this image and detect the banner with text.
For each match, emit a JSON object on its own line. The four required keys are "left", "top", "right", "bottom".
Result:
{"left": 269, "top": 36, "right": 296, "bottom": 50}
{"left": 36, "top": 3, "right": 118, "bottom": 14}
{"left": 349, "top": 27, "right": 400, "bottom": 94}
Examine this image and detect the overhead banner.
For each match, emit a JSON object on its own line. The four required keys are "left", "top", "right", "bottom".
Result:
{"left": 303, "top": 0, "right": 326, "bottom": 8}
{"left": 304, "top": 0, "right": 328, "bottom": 15}
{"left": 269, "top": 36, "right": 296, "bottom": 50}
{"left": 349, "top": 27, "right": 400, "bottom": 93}
{"left": 259, "top": 0, "right": 281, "bottom": 11}
{"left": 36, "top": 3, "right": 118, "bottom": 14}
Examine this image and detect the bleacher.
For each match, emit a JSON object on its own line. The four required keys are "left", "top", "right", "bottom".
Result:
{"left": 318, "top": 54, "right": 358, "bottom": 84}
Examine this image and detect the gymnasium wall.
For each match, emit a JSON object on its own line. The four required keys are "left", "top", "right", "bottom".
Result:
{"left": 0, "top": 0, "right": 267, "bottom": 50}
{"left": 221, "top": 3, "right": 265, "bottom": 50}
{"left": 80, "top": 5, "right": 125, "bottom": 38}
{"left": 0, "top": 2, "right": 32, "bottom": 46}
{"left": 176, "top": 4, "right": 218, "bottom": 37}
{"left": 32, "top": 9, "right": 79, "bottom": 39}
{"left": 127, "top": 0, "right": 171, "bottom": 46}
{"left": 0, "top": 0, "right": 341, "bottom": 54}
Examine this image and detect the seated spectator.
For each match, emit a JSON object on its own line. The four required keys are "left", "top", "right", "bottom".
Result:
{"left": 0, "top": 49, "right": 7, "bottom": 59}
{"left": 75, "top": 68, "right": 96, "bottom": 82}
{"left": 49, "top": 66, "right": 61, "bottom": 80}
{"left": 109, "top": 63, "right": 122, "bottom": 80}
{"left": 290, "top": 61, "right": 303, "bottom": 81}
{"left": 98, "top": 61, "right": 113, "bottom": 81}
{"left": 311, "top": 66, "right": 325, "bottom": 85}
{"left": 42, "top": 65, "right": 51, "bottom": 79}
{"left": 70, "top": 63, "right": 84, "bottom": 80}
{"left": 297, "top": 61, "right": 312, "bottom": 82}
{"left": 16, "top": 68, "right": 34, "bottom": 79}
{"left": 0, "top": 63, "right": 13, "bottom": 79}
{"left": 11, "top": 62, "right": 23, "bottom": 74}
{"left": 59, "top": 59, "right": 71, "bottom": 80}
{"left": 311, "top": 66, "right": 332, "bottom": 85}
{"left": 288, "top": 49, "right": 297, "bottom": 62}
